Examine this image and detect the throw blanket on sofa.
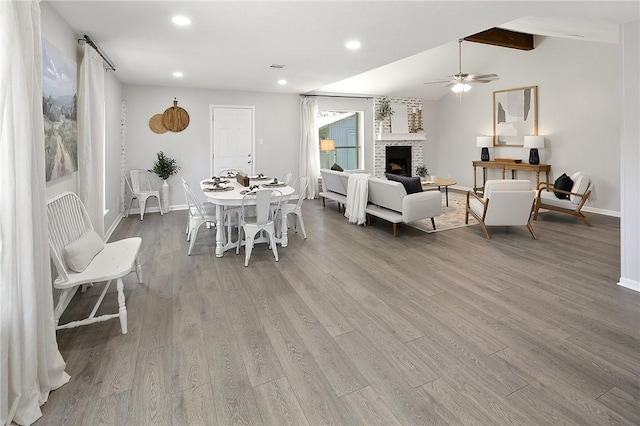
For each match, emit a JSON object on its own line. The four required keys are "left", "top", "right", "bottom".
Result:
{"left": 345, "top": 173, "right": 370, "bottom": 225}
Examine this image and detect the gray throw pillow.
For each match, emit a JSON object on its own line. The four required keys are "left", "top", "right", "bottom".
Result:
{"left": 385, "top": 173, "right": 423, "bottom": 194}
{"left": 330, "top": 163, "right": 344, "bottom": 172}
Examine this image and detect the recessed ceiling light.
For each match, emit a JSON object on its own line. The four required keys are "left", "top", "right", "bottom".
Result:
{"left": 172, "top": 16, "right": 191, "bottom": 26}
{"left": 345, "top": 40, "right": 361, "bottom": 50}
{"left": 278, "top": 79, "right": 287, "bottom": 85}
{"left": 173, "top": 71, "right": 183, "bottom": 78}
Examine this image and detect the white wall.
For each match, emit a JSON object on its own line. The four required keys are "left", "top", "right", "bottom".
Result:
{"left": 435, "top": 37, "right": 621, "bottom": 213}
{"left": 123, "top": 85, "right": 299, "bottom": 208}
{"left": 619, "top": 20, "right": 640, "bottom": 291}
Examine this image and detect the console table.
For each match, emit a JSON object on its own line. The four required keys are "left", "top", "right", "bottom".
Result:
{"left": 472, "top": 161, "right": 551, "bottom": 193}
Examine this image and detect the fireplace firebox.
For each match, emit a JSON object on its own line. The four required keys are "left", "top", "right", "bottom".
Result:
{"left": 385, "top": 146, "right": 412, "bottom": 176}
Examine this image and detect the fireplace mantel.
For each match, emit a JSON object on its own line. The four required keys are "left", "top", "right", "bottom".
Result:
{"left": 376, "top": 133, "right": 427, "bottom": 141}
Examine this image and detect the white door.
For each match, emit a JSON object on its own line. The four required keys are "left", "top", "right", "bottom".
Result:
{"left": 211, "top": 106, "right": 254, "bottom": 176}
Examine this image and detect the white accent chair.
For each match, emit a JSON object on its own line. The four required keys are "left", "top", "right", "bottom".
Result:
{"left": 236, "top": 189, "right": 282, "bottom": 266}
{"left": 465, "top": 179, "right": 538, "bottom": 240}
{"left": 533, "top": 172, "right": 592, "bottom": 226}
{"left": 182, "top": 178, "right": 217, "bottom": 255}
{"left": 125, "top": 169, "right": 163, "bottom": 220}
{"left": 284, "top": 176, "right": 309, "bottom": 239}
{"left": 47, "top": 192, "right": 143, "bottom": 334}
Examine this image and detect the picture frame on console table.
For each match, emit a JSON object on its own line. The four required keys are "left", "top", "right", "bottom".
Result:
{"left": 493, "top": 85, "right": 538, "bottom": 147}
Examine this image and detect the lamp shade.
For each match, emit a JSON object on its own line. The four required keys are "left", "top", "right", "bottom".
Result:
{"left": 320, "top": 139, "right": 336, "bottom": 151}
{"left": 523, "top": 136, "right": 544, "bottom": 148}
{"left": 476, "top": 136, "right": 493, "bottom": 147}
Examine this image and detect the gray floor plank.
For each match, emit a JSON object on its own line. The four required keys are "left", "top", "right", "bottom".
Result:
{"left": 37, "top": 205, "right": 638, "bottom": 426}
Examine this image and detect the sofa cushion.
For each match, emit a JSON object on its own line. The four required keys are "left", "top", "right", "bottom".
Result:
{"left": 385, "top": 173, "right": 423, "bottom": 194}
{"left": 570, "top": 172, "right": 590, "bottom": 205}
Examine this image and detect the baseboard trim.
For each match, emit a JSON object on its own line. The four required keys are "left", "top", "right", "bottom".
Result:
{"left": 618, "top": 277, "right": 640, "bottom": 292}
{"left": 127, "top": 204, "right": 188, "bottom": 215}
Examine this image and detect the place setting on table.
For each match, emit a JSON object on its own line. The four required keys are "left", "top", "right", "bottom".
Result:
{"left": 202, "top": 176, "right": 233, "bottom": 192}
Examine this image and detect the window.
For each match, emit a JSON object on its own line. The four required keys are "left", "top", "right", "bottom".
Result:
{"left": 318, "top": 111, "right": 362, "bottom": 170}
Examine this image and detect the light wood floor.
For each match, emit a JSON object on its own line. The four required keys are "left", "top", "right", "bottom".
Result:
{"left": 37, "top": 198, "right": 639, "bottom": 425}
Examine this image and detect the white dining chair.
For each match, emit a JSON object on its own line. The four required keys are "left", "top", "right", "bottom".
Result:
{"left": 125, "top": 169, "right": 163, "bottom": 220}
{"left": 182, "top": 178, "right": 217, "bottom": 255}
{"left": 282, "top": 172, "right": 293, "bottom": 185}
{"left": 236, "top": 189, "right": 282, "bottom": 266}
{"left": 47, "top": 192, "right": 143, "bottom": 334}
{"left": 283, "top": 176, "right": 309, "bottom": 239}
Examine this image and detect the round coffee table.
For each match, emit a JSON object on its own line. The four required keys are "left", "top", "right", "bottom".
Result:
{"left": 421, "top": 178, "right": 456, "bottom": 206}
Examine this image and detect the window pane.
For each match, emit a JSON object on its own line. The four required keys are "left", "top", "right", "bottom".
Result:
{"left": 318, "top": 110, "right": 361, "bottom": 170}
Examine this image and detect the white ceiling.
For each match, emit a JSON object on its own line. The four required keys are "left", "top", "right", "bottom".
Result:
{"left": 48, "top": 1, "right": 639, "bottom": 100}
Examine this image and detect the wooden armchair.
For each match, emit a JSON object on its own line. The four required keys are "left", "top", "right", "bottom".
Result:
{"left": 533, "top": 172, "right": 592, "bottom": 226}
{"left": 465, "top": 179, "right": 537, "bottom": 240}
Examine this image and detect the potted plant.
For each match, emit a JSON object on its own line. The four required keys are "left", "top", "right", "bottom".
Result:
{"left": 376, "top": 97, "right": 394, "bottom": 134}
{"left": 150, "top": 151, "right": 180, "bottom": 212}
{"left": 416, "top": 165, "right": 429, "bottom": 178}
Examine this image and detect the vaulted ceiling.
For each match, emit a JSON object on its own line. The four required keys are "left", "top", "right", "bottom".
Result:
{"left": 48, "top": 1, "right": 639, "bottom": 100}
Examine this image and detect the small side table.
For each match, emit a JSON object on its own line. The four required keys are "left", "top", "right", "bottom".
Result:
{"left": 422, "top": 178, "right": 456, "bottom": 207}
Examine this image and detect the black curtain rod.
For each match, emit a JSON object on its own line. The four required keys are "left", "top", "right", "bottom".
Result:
{"left": 301, "top": 94, "right": 373, "bottom": 100}
{"left": 78, "top": 34, "right": 116, "bottom": 71}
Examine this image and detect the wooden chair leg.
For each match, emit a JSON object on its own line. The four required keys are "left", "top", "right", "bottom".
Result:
{"left": 392, "top": 223, "right": 397, "bottom": 237}
{"left": 527, "top": 221, "right": 538, "bottom": 240}
{"left": 479, "top": 222, "right": 490, "bottom": 239}
{"left": 577, "top": 211, "right": 592, "bottom": 226}
{"left": 532, "top": 204, "right": 540, "bottom": 220}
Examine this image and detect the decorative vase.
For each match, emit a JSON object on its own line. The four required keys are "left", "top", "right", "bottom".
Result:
{"left": 160, "top": 180, "right": 170, "bottom": 212}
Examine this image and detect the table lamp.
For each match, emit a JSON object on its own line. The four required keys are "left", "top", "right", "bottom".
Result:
{"left": 320, "top": 139, "right": 336, "bottom": 168}
{"left": 476, "top": 136, "right": 493, "bottom": 161}
{"left": 524, "top": 136, "right": 544, "bottom": 165}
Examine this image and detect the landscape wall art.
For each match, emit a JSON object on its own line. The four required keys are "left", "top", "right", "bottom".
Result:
{"left": 43, "top": 38, "right": 77, "bottom": 181}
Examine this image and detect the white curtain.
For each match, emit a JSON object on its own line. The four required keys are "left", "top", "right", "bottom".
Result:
{"left": 0, "top": 1, "right": 70, "bottom": 425}
{"left": 78, "top": 44, "right": 105, "bottom": 237}
{"left": 299, "top": 97, "right": 320, "bottom": 199}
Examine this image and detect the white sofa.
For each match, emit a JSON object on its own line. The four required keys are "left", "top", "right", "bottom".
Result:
{"left": 319, "top": 169, "right": 442, "bottom": 236}
{"left": 319, "top": 169, "right": 350, "bottom": 212}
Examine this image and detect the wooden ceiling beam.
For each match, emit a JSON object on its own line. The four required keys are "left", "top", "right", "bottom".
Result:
{"left": 464, "top": 28, "right": 534, "bottom": 51}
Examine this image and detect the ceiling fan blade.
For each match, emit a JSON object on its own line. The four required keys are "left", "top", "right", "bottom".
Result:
{"left": 423, "top": 79, "right": 453, "bottom": 85}
{"left": 468, "top": 74, "right": 500, "bottom": 81}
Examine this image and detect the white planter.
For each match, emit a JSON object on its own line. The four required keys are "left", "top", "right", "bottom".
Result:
{"left": 160, "top": 180, "right": 170, "bottom": 212}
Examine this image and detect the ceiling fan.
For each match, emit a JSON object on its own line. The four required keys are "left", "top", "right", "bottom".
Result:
{"left": 424, "top": 39, "right": 499, "bottom": 93}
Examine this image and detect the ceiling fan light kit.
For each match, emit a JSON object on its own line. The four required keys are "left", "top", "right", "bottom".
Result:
{"left": 451, "top": 82, "right": 471, "bottom": 93}
{"left": 425, "top": 39, "right": 499, "bottom": 95}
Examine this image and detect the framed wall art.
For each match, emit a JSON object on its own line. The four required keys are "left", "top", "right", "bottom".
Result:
{"left": 493, "top": 85, "right": 538, "bottom": 146}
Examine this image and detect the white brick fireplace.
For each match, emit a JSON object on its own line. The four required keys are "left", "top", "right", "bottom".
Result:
{"left": 374, "top": 137, "right": 425, "bottom": 178}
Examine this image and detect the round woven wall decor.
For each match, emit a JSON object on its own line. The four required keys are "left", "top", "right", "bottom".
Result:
{"left": 161, "top": 98, "right": 190, "bottom": 132}
{"left": 149, "top": 114, "right": 168, "bottom": 134}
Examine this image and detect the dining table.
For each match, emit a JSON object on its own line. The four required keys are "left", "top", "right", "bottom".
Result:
{"left": 200, "top": 177, "right": 295, "bottom": 257}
